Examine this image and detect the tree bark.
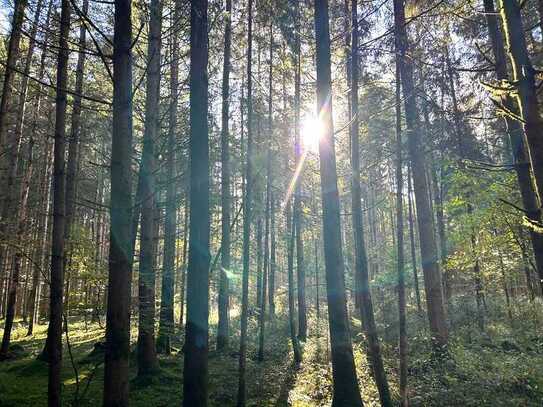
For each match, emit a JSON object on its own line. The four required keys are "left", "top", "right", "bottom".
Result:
{"left": 407, "top": 165, "right": 422, "bottom": 312}
{"left": 287, "top": 203, "right": 302, "bottom": 364}
{"left": 217, "top": 0, "right": 232, "bottom": 352}
{"left": 483, "top": 0, "right": 543, "bottom": 293}
{"left": 60, "top": 0, "right": 88, "bottom": 327}
{"left": 0, "top": 82, "right": 38, "bottom": 359}
{"left": 103, "top": 0, "right": 134, "bottom": 403}
{"left": 394, "top": 56, "right": 408, "bottom": 407}
{"left": 258, "top": 22, "right": 273, "bottom": 361}
{"left": 268, "top": 192, "right": 276, "bottom": 318}
{"left": 498, "top": 0, "right": 543, "bottom": 209}
{"left": 256, "top": 217, "right": 263, "bottom": 315}
{"left": 237, "top": 0, "right": 253, "bottom": 404}
{"left": 27, "top": 140, "right": 52, "bottom": 336}
{"left": 34, "top": 139, "right": 54, "bottom": 326}
{"left": 183, "top": 0, "right": 210, "bottom": 404}
{"left": 65, "top": 0, "right": 88, "bottom": 255}
{"left": 430, "top": 160, "right": 448, "bottom": 301}
{"left": 1, "top": 0, "right": 48, "bottom": 345}
{"left": 47, "top": 0, "right": 70, "bottom": 404}
{"left": 293, "top": 0, "right": 307, "bottom": 341}
{"left": 314, "top": 1, "right": 364, "bottom": 405}
{"left": 393, "top": 0, "right": 448, "bottom": 348}
{"left": 349, "top": 0, "right": 392, "bottom": 404}
{"left": 136, "top": 0, "right": 162, "bottom": 376}
{"left": 157, "top": 0, "right": 181, "bottom": 355}
{"left": 0, "top": 0, "right": 32, "bottom": 304}
{"left": 0, "top": 0, "right": 27, "bottom": 148}
{"left": 179, "top": 195, "right": 189, "bottom": 327}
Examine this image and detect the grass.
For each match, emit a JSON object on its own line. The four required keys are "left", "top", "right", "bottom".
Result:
{"left": 1, "top": 300, "right": 543, "bottom": 406}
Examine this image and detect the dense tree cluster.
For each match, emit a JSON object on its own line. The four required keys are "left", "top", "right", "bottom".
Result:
{"left": 1, "top": 0, "right": 543, "bottom": 405}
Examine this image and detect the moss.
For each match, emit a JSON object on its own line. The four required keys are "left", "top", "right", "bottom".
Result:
{"left": 2, "top": 311, "right": 543, "bottom": 406}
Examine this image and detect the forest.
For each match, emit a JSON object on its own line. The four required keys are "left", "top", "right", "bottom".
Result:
{"left": 0, "top": 0, "right": 542, "bottom": 405}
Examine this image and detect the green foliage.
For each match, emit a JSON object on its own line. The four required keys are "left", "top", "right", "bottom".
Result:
{"left": 2, "top": 306, "right": 543, "bottom": 406}
{"left": 445, "top": 162, "right": 529, "bottom": 300}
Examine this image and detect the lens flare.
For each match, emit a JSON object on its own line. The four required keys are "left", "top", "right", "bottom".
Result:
{"left": 301, "top": 115, "right": 323, "bottom": 153}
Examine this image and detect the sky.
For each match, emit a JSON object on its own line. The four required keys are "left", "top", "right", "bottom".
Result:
{"left": 0, "top": 0, "right": 10, "bottom": 36}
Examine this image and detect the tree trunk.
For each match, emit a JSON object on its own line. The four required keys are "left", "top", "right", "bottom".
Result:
{"left": 1, "top": 0, "right": 49, "bottom": 344}
{"left": 258, "top": 22, "right": 273, "bottom": 361}
{"left": 394, "top": 56, "right": 408, "bottom": 407}
{"left": 256, "top": 218, "right": 263, "bottom": 313}
{"left": 314, "top": 234, "right": 320, "bottom": 322}
{"left": 443, "top": 46, "right": 485, "bottom": 331}
{"left": 287, "top": 203, "right": 302, "bottom": 364}
{"left": 407, "top": 165, "right": 422, "bottom": 312}
{"left": 47, "top": 0, "right": 70, "bottom": 404}
{"left": 65, "top": 0, "right": 88, "bottom": 255}
{"left": 294, "top": 0, "right": 307, "bottom": 341}
{"left": 136, "top": 0, "right": 162, "bottom": 376}
{"left": 61, "top": 0, "right": 87, "bottom": 328}
{"left": 349, "top": 0, "right": 391, "bottom": 404}
{"left": 13, "top": 126, "right": 36, "bottom": 319}
{"left": 179, "top": 195, "right": 189, "bottom": 327}
{"left": 217, "top": 0, "right": 232, "bottom": 352}
{"left": 421, "top": 71, "right": 449, "bottom": 306}
{"left": 314, "top": 1, "right": 364, "bottom": 405}
{"left": 10, "top": 0, "right": 44, "bottom": 192}
{"left": 0, "top": 0, "right": 27, "bottom": 148}
{"left": 183, "top": 0, "right": 210, "bottom": 404}
{"left": 484, "top": 0, "right": 543, "bottom": 294}
{"left": 27, "top": 140, "right": 52, "bottom": 336}
{"left": 499, "top": 0, "right": 543, "bottom": 209}
{"left": 237, "top": 0, "right": 253, "bottom": 404}
{"left": 430, "top": 160, "right": 448, "bottom": 301}
{"left": 269, "top": 196, "right": 276, "bottom": 318}
{"left": 92, "top": 170, "right": 104, "bottom": 325}
{"left": 0, "top": 262, "right": 18, "bottom": 358}
{"left": 393, "top": 0, "right": 448, "bottom": 348}
{"left": 103, "top": 0, "right": 134, "bottom": 403}
{"left": 157, "top": 0, "right": 181, "bottom": 355}
{"left": 0, "top": 0, "right": 32, "bottom": 303}
{"left": 0, "top": 86, "right": 38, "bottom": 358}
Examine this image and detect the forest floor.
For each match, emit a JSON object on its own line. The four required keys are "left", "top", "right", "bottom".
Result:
{"left": 1, "top": 304, "right": 543, "bottom": 406}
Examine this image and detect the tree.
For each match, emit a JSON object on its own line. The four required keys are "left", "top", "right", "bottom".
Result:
{"left": 394, "top": 56, "right": 408, "bottom": 407}
{"left": 0, "top": 0, "right": 27, "bottom": 148}
{"left": 103, "top": 0, "right": 134, "bottom": 403}
{"left": 498, "top": 0, "right": 543, "bottom": 209}
{"left": 26, "top": 0, "right": 54, "bottom": 337}
{"left": 314, "top": 0, "right": 364, "bottom": 405}
{"left": 0, "top": 0, "right": 46, "bottom": 358}
{"left": 293, "top": 0, "right": 307, "bottom": 342}
{"left": 47, "top": 0, "right": 70, "bottom": 404}
{"left": 483, "top": 0, "right": 543, "bottom": 293}
{"left": 157, "top": 0, "right": 181, "bottom": 355}
{"left": 258, "top": 21, "right": 273, "bottom": 362}
{"left": 237, "top": 0, "right": 253, "bottom": 404}
{"left": 217, "top": 0, "right": 232, "bottom": 351}
{"left": 183, "top": 0, "right": 210, "bottom": 404}
{"left": 441, "top": 44, "right": 485, "bottom": 330}
{"left": 136, "top": 0, "right": 162, "bottom": 376}
{"left": 64, "top": 0, "right": 88, "bottom": 319}
{"left": 393, "top": 0, "right": 448, "bottom": 348}
{"left": 407, "top": 165, "right": 422, "bottom": 312}
{"left": 268, "top": 188, "right": 277, "bottom": 318}
{"left": 349, "top": 0, "right": 391, "bottom": 404}
{"left": 287, "top": 202, "right": 302, "bottom": 364}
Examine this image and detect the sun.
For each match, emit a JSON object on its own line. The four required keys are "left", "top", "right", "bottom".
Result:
{"left": 301, "top": 115, "right": 323, "bottom": 153}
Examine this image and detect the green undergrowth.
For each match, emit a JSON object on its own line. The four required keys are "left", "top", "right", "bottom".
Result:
{"left": 1, "top": 304, "right": 543, "bottom": 406}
